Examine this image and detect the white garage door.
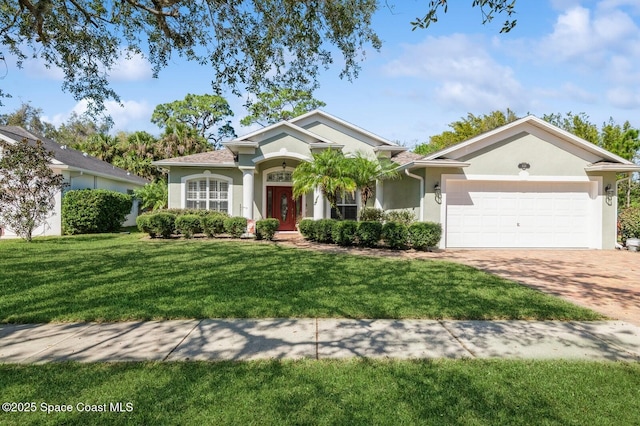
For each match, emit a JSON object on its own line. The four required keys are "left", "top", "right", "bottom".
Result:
{"left": 445, "top": 180, "right": 595, "bottom": 248}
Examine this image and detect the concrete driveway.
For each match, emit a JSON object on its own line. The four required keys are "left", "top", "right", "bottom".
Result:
{"left": 277, "top": 235, "right": 640, "bottom": 326}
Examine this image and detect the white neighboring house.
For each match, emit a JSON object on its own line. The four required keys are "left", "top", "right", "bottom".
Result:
{"left": 0, "top": 126, "right": 149, "bottom": 238}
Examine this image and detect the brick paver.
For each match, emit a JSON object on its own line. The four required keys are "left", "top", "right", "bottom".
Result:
{"left": 276, "top": 233, "right": 640, "bottom": 326}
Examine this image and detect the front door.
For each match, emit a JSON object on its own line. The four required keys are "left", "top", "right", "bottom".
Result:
{"left": 268, "top": 186, "right": 297, "bottom": 231}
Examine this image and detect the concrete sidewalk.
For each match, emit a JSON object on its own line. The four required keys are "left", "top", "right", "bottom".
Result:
{"left": 1, "top": 320, "right": 639, "bottom": 363}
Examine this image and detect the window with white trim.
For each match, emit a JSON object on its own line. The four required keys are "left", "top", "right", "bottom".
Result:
{"left": 186, "top": 177, "right": 229, "bottom": 212}
{"left": 331, "top": 192, "right": 357, "bottom": 220}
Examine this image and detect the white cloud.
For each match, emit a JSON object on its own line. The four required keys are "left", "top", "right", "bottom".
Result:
{"left": 108, "top": 51, "right": 153, "bottom": 82}
{"left": 607, "top": 87, "right": 640, "bottom": 109}
{"left": 540, "top": 6, "right": 639, "bottom": 65}
{"left": 42, "top": 99, "right": 154, "bottom": 134}
{"left": 382, "top": 34, "right": 524, "bottom": 111}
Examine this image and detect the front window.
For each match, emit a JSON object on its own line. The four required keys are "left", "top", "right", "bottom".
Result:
{"left": 331, "top": 192, "right": 357, "bottom": 220}
{"left": 186, "top": 177, "right": 229, "bottom": 212}
{"left": 266, "top": 171, "right": 292, "bottom": 182}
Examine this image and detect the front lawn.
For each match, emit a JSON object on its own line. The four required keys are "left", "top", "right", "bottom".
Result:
{"left": 0, "top": 360, "right": 638, "bottom": 425}
{"left": 0, "top": 234, "right": 603, "bottom": 322}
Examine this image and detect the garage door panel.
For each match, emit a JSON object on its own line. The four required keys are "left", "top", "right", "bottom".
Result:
{"left": 446, "top": 180, "right": 594, "bottom": 248}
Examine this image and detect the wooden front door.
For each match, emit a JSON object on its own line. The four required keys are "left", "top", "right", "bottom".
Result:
{"left": 268, "top": 186, "right": 298, "bottom": 231}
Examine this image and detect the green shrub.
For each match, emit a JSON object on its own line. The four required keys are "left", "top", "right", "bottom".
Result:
{"left": 298, "top": 219, "right": 316, "bottom": 240}
{"left": 357, "top": 221, "right": 382, "bottom": 247}
{"left": 224, "top": 216, "right": 248, "bottom": 238}
{"left": 619, "top": 207, "right": 640, "bottom": 241}
{"left": 332, "top": 220, "right": 358, "bottom": 246}
{"left": 408, "top": 222, "right": 442, "bottom": 251}
{"left": 62, "top": 189, "right": 133, "bottom": 235}
{"left": 315, "top": 219, "right": 337, "bottom": 243}
{"left": 201, "top": 212, "right": 228, "bottom": 237}
{"left": 255, "top": 218, "right": 280, "bottom": 241}
{"left": 175, "top": 214, "right": 202, "bottom": 239}
{"left": 148, "top": 212, "right": 176, "bottom": 238}
{"left": 382, "top": 221, "right": 409, "bottom": 250}
{"left": 384, "top": 209, "right": 416, "bottom": 226}
{"left": 136, "top": 214, "right": 156, "bottom": 238}
{"left": 359, "top": 207, "right": 385, "bottom": 222}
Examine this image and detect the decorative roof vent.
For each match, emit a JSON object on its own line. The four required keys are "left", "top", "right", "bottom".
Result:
{"left": 61, "top": 145, "right": 67, "bottom": 150}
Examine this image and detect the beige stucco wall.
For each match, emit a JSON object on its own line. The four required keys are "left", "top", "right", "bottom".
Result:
{"left": 303, "top": 122, "right": 378, "bottom": 156}
{"left": 458, "top": 132, "right": 601, "bottom": 176}
{"left": 597, "top": 171, "right": 619, "bottom": 249}
{"left": 383, "top": 174, "right": 420, "bottom": 219}
{"left": 168, "top": 166, "right": 243, "bottom": 216}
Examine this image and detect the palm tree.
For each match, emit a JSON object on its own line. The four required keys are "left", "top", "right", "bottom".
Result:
{"left": 349, "top": 152, "right": 399, "bottom": 207}
{"left": 292, "top": 149, "right": 356, "bottom": 219}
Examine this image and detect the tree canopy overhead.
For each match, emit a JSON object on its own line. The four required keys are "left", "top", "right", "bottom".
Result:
{"left": 2, "top": 1, "right": 520, "bottom": 113}
{"left": 2, "top": 1, "right": 381, "bottom": 112}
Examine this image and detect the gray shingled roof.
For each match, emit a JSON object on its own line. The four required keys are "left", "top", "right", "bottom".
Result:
{"left": 391, "top": 150, "right": 424, "bottom": 166}
{"left": 0, "top": 126, "right": 148, "bottom": 185}
{"left": 153, "top": 149, "right": 235, "bottom": 165}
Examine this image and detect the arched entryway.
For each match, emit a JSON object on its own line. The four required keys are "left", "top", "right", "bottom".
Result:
{"left": 262, "top": 164, "right": 304, "bottom": 231}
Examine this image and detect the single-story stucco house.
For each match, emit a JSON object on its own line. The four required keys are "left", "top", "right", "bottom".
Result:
{"left": 153, "top": 110, "right": 640, "bottom": 249}
{"left": 0, "top": 126, "right": 148, "bottom": 238}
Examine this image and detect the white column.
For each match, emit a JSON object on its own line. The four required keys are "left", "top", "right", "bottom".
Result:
{"left": 313, "top": 186, "right": 324, "bottom": 219}
{"left": 241, "top": 168, "right": 255, "bottom": 220}
{"left": 374, "top": 180, "right": 383, "bottom": 209}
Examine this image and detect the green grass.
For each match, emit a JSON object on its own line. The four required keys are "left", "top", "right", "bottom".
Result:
{"left": 0, "top": 234, "right": 603, "bottom": 323}
{"left": 0, "top": 359, "right": 638, "bottom": 425}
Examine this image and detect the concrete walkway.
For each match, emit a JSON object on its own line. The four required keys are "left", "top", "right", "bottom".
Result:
{"left": 1, "top": 320, "right": 639, "bottom": 363}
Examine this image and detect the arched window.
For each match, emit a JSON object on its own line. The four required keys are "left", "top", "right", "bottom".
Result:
{"left": 185, "top": 176, "right": 230, "bottom": 212}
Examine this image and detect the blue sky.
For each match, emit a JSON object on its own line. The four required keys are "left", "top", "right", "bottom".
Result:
{"left": 2, "top": 0, "right": 640, "bottom": 149}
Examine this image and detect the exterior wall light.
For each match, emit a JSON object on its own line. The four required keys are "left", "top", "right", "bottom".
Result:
{"left": 605, "top": 183, "right": 614, "bottom": 205}
{"left": 282, "top": 160, "right": 287, "bottom": 170}
{"left": 434, "top": 182, "right": 442, "bottom": 204}
{"left": 518, "top": 162, "right": 530, "bottom": 170}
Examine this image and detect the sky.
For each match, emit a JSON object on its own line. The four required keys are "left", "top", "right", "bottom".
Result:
{"left": 2, "top": 0, "right": 640, "bottom": 150}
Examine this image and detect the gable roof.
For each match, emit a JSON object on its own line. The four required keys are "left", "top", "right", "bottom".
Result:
{"left": 424, "top": 115, "right": 638, "bottom": 168}
{"left": 153, "top": 149, "right": 236, "bottom": 167}
{"left": 290, "top": 109, "right": 404, "bottom": 149}
{"left": 0, "top": 126, "right": 149, "bottom": 185}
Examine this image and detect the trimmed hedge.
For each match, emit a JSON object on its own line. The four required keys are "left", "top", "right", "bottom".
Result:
{"left": 357, "top": 221, "right": 382, "bottom": 248}
{"left": 224, "top": 216, "right": 248, "bottom": 238}
{"left": 384, "top": 209, "right": 416, "bottom": 226}
{"left": 619, "top": 207, "right": 640, "bottom": 241}
{"left": 201, "top": 212, "right": 228, "bottom": 237}
{"left": 136, "top": 214, "right": 156, "bottom": 238}
{"left": 332, "top": 220, "right": 358, "bottom": 246}
{"left": 175, "top": 214, "right": 202, "bottom": 238}
{"left": 315, "top": 219, "right": 337, "bottom": 243}
{"left": 62, "top": 189, "right": 132, "bottom": 235}
{"left": 255, "top": 218, "right": 280, "bottom": 241}
{"left": 149, "top": 212, "right": 176, "bottom": 238}
{"left": 382, "top": 221, "right": 409, "bottom": 250}
{"left": 298, "top": 219, "right": 316, "bottom": 240}
{"left": 359, "top": 207, "right": 385, "bottom": 223}
{"left": 409, "top": 222, "right": 442, "bottom": 251}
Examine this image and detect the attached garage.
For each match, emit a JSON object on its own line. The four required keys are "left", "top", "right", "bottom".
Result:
{"left": 444, "top": 179, "right": 598, "bottom": 248}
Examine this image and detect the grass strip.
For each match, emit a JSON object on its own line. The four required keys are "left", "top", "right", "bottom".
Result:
{"left": 0, "top": 359, "right": 638, "bottom": 425}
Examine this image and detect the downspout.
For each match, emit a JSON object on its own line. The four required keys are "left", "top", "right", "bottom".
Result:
{"left": 616, "top": 175, "right": 631, "bottom": 208}
{"left": 404, "top": 168, "right": 424, "bottom": 221}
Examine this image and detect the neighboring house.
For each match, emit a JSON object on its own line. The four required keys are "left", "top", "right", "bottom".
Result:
{"left": 0, "top": 126, "right": 148, "bottom": 238}
{"left": 153, "top": 110, "right": 640, "bottom": 249}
